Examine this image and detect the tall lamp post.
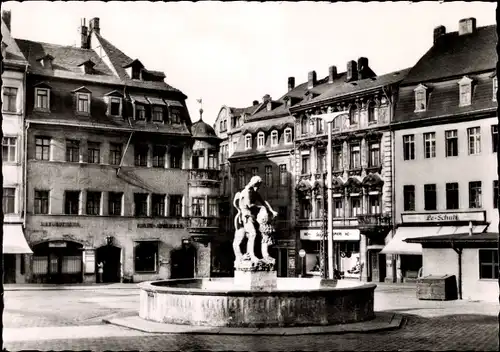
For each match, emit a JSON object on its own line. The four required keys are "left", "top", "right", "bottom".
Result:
{"left": 311, "top": 110, "right": 348, "bottom": 279}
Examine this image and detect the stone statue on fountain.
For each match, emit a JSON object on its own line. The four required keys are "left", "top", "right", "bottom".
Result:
{"left": 233, "top": 176, "right": 278, "bottom": 272}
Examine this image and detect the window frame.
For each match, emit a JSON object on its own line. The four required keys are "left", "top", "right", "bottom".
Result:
{"left": 467, "top": 127, "right": 481, "bottom": 155}
{"left": 152, "top": 194, "right": 166, "bottom": 217}
{"left": 35, "top": 87, "right": 50, "bottom": 111}
{"left": 479, "top": 249, "right": 498, "bottom": 280}
{"left": 2, "top": 136, "right": 17, "bottom": 163}
{"left": 491, "top": 125, "right": 498, "bottom": 153}
{"left": 367, "top": 101, "right": 377, "bottom": 123}
{"left": 34, "top": 190, "right": 50, "bottom": 215}
{"left": 64, "top": 191, "right": 81, "bottom": 215}
{"left": 152, "top": 145, "right": 166, "bottom": 168}
{"left": 403, "top": 134, "right": 415, "bottom": 161}
{"left": 245, "top": 134, "right": 252, "bottom": 150}
{"left": 368, "top": 142, "right": 380, "bottom": 167}
{"left": 35, "top": 136, "right": 51, "bottom": 161}
{"left": 458, "top": 76, "right": 473, "bottom": 107}
{"left": 403, "top": 185, "right": 415, "bottom": 211}
{"left": 332, "top": 145, "right": 343, "bottom": 171}
{"left": 445, "top": 182, "right": 459, "bottom": 210}
{"left": 208, "top": 197, "right": 218, "bottom": 217}
{"left": 134, "top": 241, "right": 159, "bottom": 273}
{"left": 301, "top": 154, "right": 310, "bottom": 175}
{"left": 170, "top": 108, "right": 181, "bottom": 124}
{"left": 414, "top": 85, "right": 427, "bottom": 112}
{"left": 265, "top": 165, "right": 273, "bottom": 187}
{"left": 191, "top": 197, "right": 206, "bottom": 217}
{"left": 468, "top": 181, "right": 482, "bottom": 209}
{"left": 257, "top": 132, "right": 265, "bottom": 149}
{"left": 423, "top": 132, "right": 436, "bottom": 159}
{"left": 135, "top": 104, "right": 146, "bottom": 121}
{"left": 134, "top": 193, "right": 149, "bottom": 217}
{"left": 3, "top": 86, "right": 18, "bottom": 112}
{"left": 279, "top": 164, "right": 287, "bottom": 186}
{"left": 169, "top": 195, "right": 183, "bottom": 217}
{"left": 270, "top": 130, "right": 279, "bottom": 146}
{"left": 86, "top": 191, "right": 102, "bottom": 216}
{"left": 151, "top": 105, "right": 164, "bottom": 123}
{"left": 369, "top": 194, "right": 381, "bottom": 214}
{"left": 493, "top": 77, "right": 498, "bottom": 102}
{"left": 109, "top": 143, "right": 123, "bottom": 166}
{"left": 108, "top": 192, "right": 123, "bottom": 216}
{"left": 170, "top": 147, "right": 183, "bottom": 169}
{"left": 87, "top": 142, "right": 101, "bottom": 164}
{"left": 134, "top": 144, "right": 149, "bottom": 167}
{"left": 76, "top": 92, "right": 91, "bottom": 114}
{"left": 108, "top": 97, "right": 122, "bottom": 117}
{"left": 350, "top": 197, "right": 361, "bottom": 217}
{"left": 424, "top": 184, "right": 437, "bottom": 211}
{"left": 284, "top": 127, "right": 293, "bottom": 144}
{"left": 349, "top": 104, "right": 359, "bottom": 126}
{"left": 349, "top": 143, "right": 361, "bottom": 169}
{"left": 66, "top": 139, "right": 80, "bottom": 163}
{"left": 445, "top": 130, "right": 458, "bottom": 157}
{"left": 3, "top": 187, "right": 16, "bottom": 214}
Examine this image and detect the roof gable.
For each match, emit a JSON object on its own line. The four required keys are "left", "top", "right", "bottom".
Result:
{"left": 72, "top": 86, "right": 92, "bottom": 94}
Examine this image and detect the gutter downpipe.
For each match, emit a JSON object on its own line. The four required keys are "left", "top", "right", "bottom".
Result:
{"left": 451, "top": 241, "right": 463, "bottom": 300}
{"left": 22, "top": 62, "right": 29, "bottom": 228}
{"left": 390, "top": 90, "right": 397, "bottom": 283}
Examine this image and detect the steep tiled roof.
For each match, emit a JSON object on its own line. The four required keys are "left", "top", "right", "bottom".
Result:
{"left": 1, "top": 20, "right": 27, "bottom": 64}
{"left": 230, "top": 104, "right": 259, "bottom": 117}
{"left": 402, "top": 25, "right": 497, "bottom": 85}
{"left": 240, "top": 115, "right": 293, "bottom": 135}
{"left": 191, "top": 118, "right": 219, "bottom": 139}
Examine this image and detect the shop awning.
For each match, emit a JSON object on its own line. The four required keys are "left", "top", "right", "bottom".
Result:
{"left": 380, "top": 227, "right": 442, "bottom": 255}
{"left": 3, "top": 224, "right": 33, "bottom": 254}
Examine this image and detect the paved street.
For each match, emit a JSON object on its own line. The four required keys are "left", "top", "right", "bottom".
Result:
{"left": 2, "top": 282, "right": 499, "bottom": 351}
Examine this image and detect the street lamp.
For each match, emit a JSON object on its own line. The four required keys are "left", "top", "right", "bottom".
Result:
{"left": 310, "top": 110, "right": 348, "bottom": 280}
{"left": 299, "top": 248, "right": 306, "bottom": 278}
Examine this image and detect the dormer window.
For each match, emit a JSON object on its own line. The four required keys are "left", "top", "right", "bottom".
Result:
{"left": 72, "top": 87, "right": 92, "bottom": 115}
{"left": 271, "top": 130, "right": 279, "bottom": 146}
{"left": 245, "top": 134, "right": 252, "bottom": 150}
{"left": 170, "top": 108, "right": 181, "bottom": 124}
{"left": 105, "top": 90, "right": 124, "bottom": 117}
{"left": 458, "top": 76, "right": 473, "bottom": 107}
{"left": 37, "top": 54, "right": 54, "bottom": 70}
{"left": 123, "top": 59, "right": 144, "bottom": 80}
{"left": 34, "top": 83, "right": 51, "bottom": 112}
{"left": 284, "top": 127, "right": 293, "bottom": 144}
{"left": 414, "top": 84, "right": 428, "bottom": 112}
{"left": 152, "top": 106, "right": 164, "bottom": 122}
{"left": 257, "top": 132, "right": 265, "bottom": 149}
{"left": 78, "top": 59, "right": 95, "bottom": 74}
{"left": 493, "top": 76, "right": 497, "bottom": 102}
{"left": 267, "top": 101, "right": 272, "bottom": 111}
{"left": 136, "top": 105, "right": 146, "bottom": 121}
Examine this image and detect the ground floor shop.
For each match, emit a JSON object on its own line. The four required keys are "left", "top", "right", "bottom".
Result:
{"left": 2, "top": 223, "right": 33, "bottom": 284}
{"left": 380, "top": 211, "right": 489, "bottom": 283}
{"left": 23, "top": 216, "right": 213, "bottom": 284}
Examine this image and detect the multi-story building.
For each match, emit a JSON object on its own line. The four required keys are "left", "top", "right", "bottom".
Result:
{"left": 14, "top": 17, "right": 220, "bottom": 284}
{"left": 382, "top": 19, "right": 497, "bottom": 290}
{"left": 2, "top": 11, "right": 31, "bottom": 283}
{"left": 290, "top": 60, "right": 409, "bottom": 282}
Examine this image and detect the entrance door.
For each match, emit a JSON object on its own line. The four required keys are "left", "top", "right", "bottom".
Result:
{"left": 96, "top": 246, "right": 121, "bottom": 283}
{"left": 3, "top": 254, "right": 16, "bottom": 283}
{"left": 171, "top": 245, "right": 195, "bottom": 279}
{"left": 370, "top": 251, "right": 380, "bottom": 282}
{"left": 49, "top": 253, "right": 61, "bottom": 283}
{"left": 278, "top": 248, "right": 288, "bottom": 277}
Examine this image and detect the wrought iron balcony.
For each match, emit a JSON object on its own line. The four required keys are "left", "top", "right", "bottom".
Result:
{"left": 188, "top": 169, "right": 220, "bottom": 187}
{"left": 187, "top": 216, "right": 220, "bottom": 233}
{"left": 357, "top": 214, "right": 392, "bottom": 230}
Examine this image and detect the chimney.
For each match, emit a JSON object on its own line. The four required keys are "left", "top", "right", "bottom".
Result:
{"left": 288, "top": 77, "right": 295, "bottom": 91}
{"left": 458, "top": 18, "right": 476, "bottom": 36}
{"left": 80, "top": 19, "right": 89, "bottom": 49}
{"left": 253, "top": 100, "right": 259, "bottom": 106}
{"left": 433, "top": 25, "right": 446, "bottom": 44}
{"left": 328, "top": 66, "right": 337, "bottom": 84}
{"left": 357, "top": 57, "right": 368, "bottom": 80}
{"left": 346, "top": 60, "right": 358, "bottom": 82}
{"left": 89, "top": 17, "right": 100, "bottom": 35}
{"left": 2, "top": 10, "right": 11, "bottom": 32}
{"left": 308, "top": 71, "right": 317, "bottom": 89}
{"left": 262, "top": 94, "right": 271, "bottom": 103}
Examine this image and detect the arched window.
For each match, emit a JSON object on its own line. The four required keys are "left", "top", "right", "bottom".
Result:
{"left": 257, "top": 132, "right": 265, "bottom": 149}
{"left": 245, "top": 134, "right": 252, "bottom": 150}
{"left": 270, "top": 130, "right": 279, "bottom": 146}
{"left": 284, "top": 127, "right": 293, "bottom": 144}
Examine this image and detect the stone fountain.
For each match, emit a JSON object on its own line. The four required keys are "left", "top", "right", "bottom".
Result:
{"left": 138, "top": 176, "right": 376, "bottom": 327}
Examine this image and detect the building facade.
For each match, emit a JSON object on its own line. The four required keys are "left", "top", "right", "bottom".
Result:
{"left": 290, "top": 60, "right": 408, "bottom": 282}
{"left": 2, "top": 11, "right": 32, "bottom": 283}
{"left": 13, "top": 17, "right": 220, "bottom": 284}
{"left": 382, "top": 19, "right": 498, "bottom": 285}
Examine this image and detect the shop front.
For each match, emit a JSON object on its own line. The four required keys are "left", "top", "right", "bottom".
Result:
{"left": 381, "top": 210, "right": 488, "bottom": 283}
{"left": 2, "top": 223, "right": 33, "bottom": 284}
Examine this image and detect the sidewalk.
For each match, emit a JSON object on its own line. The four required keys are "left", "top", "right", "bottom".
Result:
{"left": 4, "top": 282, "right": 139, "bottom": 291}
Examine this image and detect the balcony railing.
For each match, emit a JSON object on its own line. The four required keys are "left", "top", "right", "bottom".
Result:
{"left": 189, "top": 169, "right": 220, "bottom": 181}
{"left": 187, "top": 216, "right": 220, "bottom": 233}
{"left": 357, "top": 214, "right": 392, "bottom": 227}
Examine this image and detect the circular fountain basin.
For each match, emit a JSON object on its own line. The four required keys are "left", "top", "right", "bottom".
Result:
{"left": 138, "top": 278, "right": 376, "bottom": 327}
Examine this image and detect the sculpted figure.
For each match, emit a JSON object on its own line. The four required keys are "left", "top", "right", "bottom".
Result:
{"left": 232, "top": 176, "right": 278, "bottom": 267}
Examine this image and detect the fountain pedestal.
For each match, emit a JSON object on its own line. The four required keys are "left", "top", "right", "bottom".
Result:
{"left": 234, "top": 269, "right": 277, "bottom": 290}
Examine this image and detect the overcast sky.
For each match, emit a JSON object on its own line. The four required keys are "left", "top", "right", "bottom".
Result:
{"left": 3, "top": 1, "right": 496, "bottom": 126}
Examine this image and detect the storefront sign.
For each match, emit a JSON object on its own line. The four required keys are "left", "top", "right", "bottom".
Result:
{"left": 401, "top": 211, "right": 485, "bottom": 223}
{"left": 300, "top": 229, "right": 360, "bottom": 241}
{"left": 137, "top": 223, "right": 184, "bottom": 229}
{"left": 41, "top": 222, "right": 80, "bottom": 227}
{"left": 49, "top": 241, "right": 67, "bottom": 248}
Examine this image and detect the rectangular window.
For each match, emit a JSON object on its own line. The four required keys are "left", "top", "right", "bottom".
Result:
{"left": 445, "top": 183, "right": 459, "bottom": 210}
{"left": 445, "top": 130, "right": 458, "bottom": 157}
{"left": 170, "top": 148, "right": 182, "bottom": 169}
{"left": 208, "top": 150, "right": 217, "bottom": 169}
{"left": 192, "top": 197, "right": 205, "bottom": 216}
{"left": 64, "top": 191, "right": 80, "bottom": 215}
{"left": 135, "top": 144, "right": 148, "bottom": 167}
{"left": 368, "top": 102, "right": 376, "bottom": 122}
{"left": 86, "top": 191, "right": 101, "bottom": 215}
{"left": 66, "top": 140, "right": 80, "bottom": 162}
{"left": 77, "top": 93, "right": 90, "bottom": 113}
{"left": 403, "top": 185, "right": 415, "bottom": 211}
{"left": 368, "top": 142, "right": 380, "bottom": 167}
{"left": 279, "top": 164, "right": 287, "bottom": 186}
{"left": 333, "top": 146, "right": 342, "bottom": 170}
{"left": 35, "top": 88, "right": 49, "bottom": 110}
{"left": 152, "top": 145, "right": 166, "bottom": 168}
{"left": 350, "top": 197, "right": 361, "bottom": 217}
{"left": 468, "top": 127, "right": 481, "bottom": 155}
{"left": 134, "top": 241, "right": 158, "bottom": 273}
{"left": 424, "top": 184, "right": 437, "bottom": 210}
{"left": 479, "top": 249, "right": 498, "bottom": 279}
{"left": 251, "top": 167, "right": 258, "bottom": 177}
{"left": 284, "top": 128, "right": 293, "bottom": 144}
{"left": 110, "top": 97, "right": 121, "bottom": 116}
{"left": 3, "top": 188, "right": 15, "bottom": 214}
{"left": 316, "top": 118, "right": 324, "bottom": 134}
{"left": 369, "top": 195, "right": 380, "bottom": 214}
{"left": 238, "top": 169, "right": 245, "bottom": 189}
{"left": 494, "top": 180, "right": 499, "bottom": 209}
{"left": 349, "top": 107, "right": 359, "bottom": 125}
{"left": 170, "top": 109, "right": 181, "bottom": 124}
{"left": 493, "top": 77, "right": 498, "bottom": 102}
{"left": 169, "top": 195, "right": 183, "bottom": 217}
{"left": 109, "top": 143, "right": 123, "bottom": 165}
{"left": 34, "top": 190, "right": 49, "bottom": 214}
{"left": 87, "top": 142, "right": 101, "bottom": 164}
{"left": 2, "top": 87, "right": 17, "bottom": 112}
{"left": 257, "top": 133, "right": 265, "bottom": 148}
{"left": 152, "top": 194, "right": 165, "bottom": 217}
{"left": 469, "top": 181, "right": 482, "bottom": 209}
{"left": 265, "top": 165, "right": 273, "bottom": 187}
{"left": 245, "top": 135, "right": 252, "bottom": 150}
{"left": 271, "top": 131, "right": 279, "bottom": 146}
{"left": 491, "top": 125, "right": 498, "bottom": 153}
{"left": 301, "top": 118, "right": 308, "bottom": 136}
{"left": 301, "top": 155, "right": 310, "bottom": 174}
{"left": 334, "top": 198, "right": 342, "bottom": 218}
{"left": 403, "top": 135, "right": 415, "bottom": 160}
{"left": 35, "top": 137, "right": 51, "bottom": 161}
{"left": 317, "top": 149, "right": 326, "bottom": 173}
{"left": 459, "top": 84, "right": 471, "bottom": 106}
{"left": 350, "top": 144, "right": 360, "bottom": 169}
{"left": 2, "top": 137, "right": 17, "bottom": 162}
{"left": 134, "top": 193, "right": 149, "bottom": 216}
{"left": 300, "top": 199, "right": 311, "bottom": 219}
{"left": 415, "top": 90, "right": 426, "bottom": 111}
{"left": 152, "top": 106, "right": 163, "bottom": 122}
{"left": 315, "top": 198, "right": 323, "bottom": 218}
{"left": 135, "top": 104, "right": 146, "bottom": 121}
{"left": 192, "top": 150, "right": 204, "bottom": 169}
{"left": 108, "top": 192, "right": 123, "bottom": 216}
{"left": 423, "top": 132, "right": 436, "bottom": 158}
{"left": 208, "top": 197, "right": 218, "bottom": 217}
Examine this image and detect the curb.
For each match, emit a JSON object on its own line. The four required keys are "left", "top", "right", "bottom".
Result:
{"left": 103, "top": 312, "right": 404, "bottom": 336}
